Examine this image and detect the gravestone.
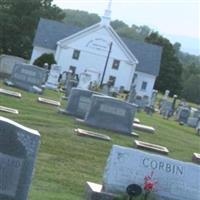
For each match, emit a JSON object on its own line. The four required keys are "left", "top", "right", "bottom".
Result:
{"left": 5, "top": 63, "right": 47, "bottom": 93}
{"left": 196, "top": 119, "right": 200, "bottom": 135}
{"left": 0, "top": 55, "right": 26, "bottom": 78}
{"left": 128, "top": 84, "right": 136, "bottom": 104}
{"left": 163, "top": 90, "right": 170, "bottom": 100}
{"left": 0, "top": 116, "right": 40, "bottom": 200}
{"left": 134, "top": 95, "right": 143, "bottom": 109}
{"left": 45, "top": 64, "right": 61, "bottom": 89}
{"left": 175, "top": 106, "right": 190, "bottom": 124}
{"left": 84, "top": 95, "right": 137, "bottom": 134}
{"left": 150, "top": 90, "right": 158, "bottom": 107}
{"left": 0, "top": 88, "right": 21, "bottom": 98}
{"left": 101, "top": 84, "right": 111, "bottom": 96}
{"left": 77, "top": 72, "right": 92, "bottom": 90}
{"left": 37, "top": 97, "right": 61, "bottom": 107}
{"left": 187, "top": 109, "right": 200, "bottom": 128}
{"left": 134, "top": 140, "right": 169, "bottom": 154}
{"left": 192, "top": 153, "right": 200, "bottom": 164}
{"left": 160, "top": 100, "right": 172, "bottom": 118}
{"left": 0, "top": 106, "right": 19, "bottom": 114}
{"left": 75, "top": 128, "right": 111, "bottom": 141}
{"left": 128, "top": 73, "right": 137, "bottom": 104}
{"left": 65, "top": 88, "right": 102, "bottom": 119}
{"left": 141, "top": 95, "right": 149, "bottom": 109}
{"left": 171, "top": 94, "right": 178, "bottom": 113}
{"left": 64, "top": 71, "right": 78, "bottom": 97}
{"left": 132, "top": 123, "right": 155, "bottom": 134}
{"left": 103, "top": 145, "right": 200, "bottom": 200}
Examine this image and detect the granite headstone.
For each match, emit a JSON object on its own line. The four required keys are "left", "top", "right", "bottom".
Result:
{"left": 84, "top": 95, "right": 137, "bottom": 134}
{"left": 0, "top": 116, "right": 40, "bottom": 200}
{"left": 6, "top": 63, "right": 47, "bottom": 93}
{"left": 66, "top": 88, "right": 102, "bottom": 119}
{"left": 103, "top": 145, "right": 200, "bottom": 200}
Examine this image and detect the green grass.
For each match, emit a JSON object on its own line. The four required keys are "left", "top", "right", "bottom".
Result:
{"left": 0, "top": 81, "right": 199, "bottom": 200}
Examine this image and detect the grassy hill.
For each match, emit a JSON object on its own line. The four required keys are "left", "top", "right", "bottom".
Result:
{"left": 0, "top": 81, "right": 199, "bottom": 200}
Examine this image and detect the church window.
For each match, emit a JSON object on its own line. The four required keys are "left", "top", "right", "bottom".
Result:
{"left": 72, "top": 50, "right": 80, "bottom": 60}
{"left": 112, "top": 59, "right": 120, "bottom": 70}
{"left": 141, "top": 81, "right": 147, "bottom": 91}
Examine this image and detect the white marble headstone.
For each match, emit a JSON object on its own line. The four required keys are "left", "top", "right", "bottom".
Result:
{"left": 103, "top": 145, "right": 200, "bottom": 200}
{"left": 45, "top": 64, "right": 61, "bottom": 89}
{"left": 77, "top": 72, "right": 91, "bottom": 90}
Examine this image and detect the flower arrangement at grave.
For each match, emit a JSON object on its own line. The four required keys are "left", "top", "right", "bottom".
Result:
{"left": 143, "top": 171, "right": 157, "bottom": 200}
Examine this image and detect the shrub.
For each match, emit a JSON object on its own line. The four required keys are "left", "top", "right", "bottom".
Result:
{"left": 33, "top": 53, "right": 56, "bottom": 68}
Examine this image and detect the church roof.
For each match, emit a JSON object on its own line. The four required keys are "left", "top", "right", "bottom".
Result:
{"left": 33, "top": 18, "right": 162, "bottom": 76}
{"left": 33, "top": 18, "right": 83, "bottom": 50}
{"left": 122, "top": 38, "right": 162, "bottom": 76}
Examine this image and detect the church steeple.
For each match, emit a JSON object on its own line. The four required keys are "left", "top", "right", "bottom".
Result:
{"left": 101, "top": 0, "right": 112, "bottom": 26}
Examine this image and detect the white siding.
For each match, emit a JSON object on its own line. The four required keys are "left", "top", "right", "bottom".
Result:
{"left": 30, "top": 46, "right": 55, "bottom": 64}
{"left": 135, "top": 71, "right": 156, "bottom": 98}
{"left": 55, "top": 27, "right": 136, "bottom": 90}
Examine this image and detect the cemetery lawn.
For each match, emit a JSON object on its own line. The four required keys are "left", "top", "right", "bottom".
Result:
{"left": 0, "top": 81, "right": 199, "bottom": 200}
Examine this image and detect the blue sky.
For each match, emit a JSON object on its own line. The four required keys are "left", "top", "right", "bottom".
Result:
{"left": 53, "top": 0, "right": 199, "bottom": 55}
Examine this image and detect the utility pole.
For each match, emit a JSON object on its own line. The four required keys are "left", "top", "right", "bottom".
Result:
{"left": 100, "top": 42, "right": 113, "bottom": 87}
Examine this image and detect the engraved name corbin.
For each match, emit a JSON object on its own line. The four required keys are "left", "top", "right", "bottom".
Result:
{"left": 143, "top": 158, "right": 184, "bottom": 176}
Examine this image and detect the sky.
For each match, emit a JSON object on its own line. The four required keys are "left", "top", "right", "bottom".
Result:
{"left": 53, "top": 0, "right": 200, "bottom": 55}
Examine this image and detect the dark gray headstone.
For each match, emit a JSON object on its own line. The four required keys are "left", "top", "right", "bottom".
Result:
{"left": 128, "top": 84, "right": 137, "bottom": 103}
{"left": 175, "top": 106, "right": 190, "bottom": 124}
{"left": 7, "top": 63, "right": 47, "bottom": 93}
{"left": 85, "top": 95, "right": 137, "bottom": 134}
{"left": 0, "top": 116, "right": 40, "bottom": 200}
{"left": 66, "top": 88, "right": 102, "bottom": 119}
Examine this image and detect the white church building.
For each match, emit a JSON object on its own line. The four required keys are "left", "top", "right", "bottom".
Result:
{"left": 30, "top": 1, "right": 162, "bottom": 98}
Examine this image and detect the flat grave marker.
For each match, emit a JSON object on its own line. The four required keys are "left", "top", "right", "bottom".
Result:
{"left": 134, "top": 140, "right": 169, "bottom": 155}
{"left": 134, "top": 118, "right": 140, "bottom": 124}
{"left": 74, "top": 128, "right": 111, "bottom": 141}
{"left": 0, "top": 116, "right": 40, "bottom": 199}
{"left": 85, "top": 182, "right": 118, "bottom": 200}
{"left": 192, "top": 153, "right": 200, "bottom": 164}
{"left": 103, "top": 145, "right": 200, "bottom": 200}
{"left": 0, "top": 88, "right": 22, "bottom": 98}
{"left": 0, "top": 106, "right": 19, "bottom": 114}
{"left": 38, "top": 97, "right": 61, "bottom": 107}
{"left": 133, "top": 123, "right": 155, "bottom": 133}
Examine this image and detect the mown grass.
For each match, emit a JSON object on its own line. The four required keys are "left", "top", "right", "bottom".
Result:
{"left": 0, "top": 81, "right": 199, "bottom": 200}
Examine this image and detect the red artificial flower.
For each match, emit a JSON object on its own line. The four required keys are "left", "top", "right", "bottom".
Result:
{"left": 143, "top": 171, "right": 157, "bottom": 192}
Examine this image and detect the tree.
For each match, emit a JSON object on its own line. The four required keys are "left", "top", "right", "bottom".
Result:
{"left": 63, "top": 9, "right": 100, "bottom": 28}
{"left": 33, "top": 53, "right": 56, "bottom": 68}
{"left": 182, "top": 74, "right": 200, "bottom": 104}
{"left": 0, "top": 0, "right": 65, "bottom": 59}
{"left": 145, "top": 32, "right": 183, "bottom": 95}
{"left": 110, "top": 20, "right": 129, "bottom": 30}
